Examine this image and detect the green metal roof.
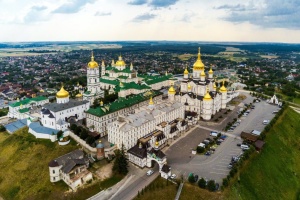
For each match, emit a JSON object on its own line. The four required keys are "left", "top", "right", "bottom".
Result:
{"left": 9, "top": 96, "right": 48, "bottom": 108}
{"left": 145, "top": 74, "right": 173, "bottom": 85}
{"left": 86, "top": 91, "right": 162, "bottom": 117}
{"left": 99, "top": 78, "right": 120, "bottom": 85}
{"left": 19, "top": 108, "right": 30, "bottom": 113}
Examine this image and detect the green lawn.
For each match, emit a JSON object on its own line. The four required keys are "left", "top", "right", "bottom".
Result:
{"left": 134, "top": 177, "right": 177, "bottom": 200}
{"left": 226, "top": 107, "right": 300, "bottom": 200}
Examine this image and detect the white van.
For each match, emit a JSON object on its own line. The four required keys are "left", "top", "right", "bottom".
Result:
{"left": 198, "top": 143, "right": 206, "bottom": 148}
{"left": 210, "top": 132, "right": 218, "bottom": 137}
{"left": 146, "top": 170, "right": 154, "bottom": 176}
{"left": 241, "top": 144, "right": 249, "bottom": 150}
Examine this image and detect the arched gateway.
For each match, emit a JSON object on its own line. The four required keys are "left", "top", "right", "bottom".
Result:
{"left": 127, "top": 142, "right": 172, "bottom": 179}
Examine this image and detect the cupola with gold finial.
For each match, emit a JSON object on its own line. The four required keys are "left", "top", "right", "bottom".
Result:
{"left": 115, "top": 54, "right": 126, "bottom": 67}
{"left": 203, "top": 86, "right": 212, "bottom": 101}
{"left": 193, "top": 47, "right": 205, "bottom": 71}
{"left": 220, "top": 80, "right": 227, "bottom": 92}
{"left": 201, "top": 70, "right": 206, "bottom": 77}
{"left": 56, "top": 85, "right": 69, "bottom": 98}
{"left": 88, "top": 51, "right": 99, "bottom": 69}
{"left": 149, "top": 96, "right": 154, "bottom": 105}
{"left": 209, "top": 65, "right": 214, "bottom": 74}
{"left": 213, "top": 81, "right": 217, "bottom": 90}
{"left": 120, "top": 82, "right": 124, "bottom": 88}
{"left": 187, "top": 83, "right": 192, "bottom": 91}
{"left": 184, "top": 67, "right": 189, "bottom": 75}
{"left": 168, "top": 84, "right": 176, "bottom": 95}
{"left": 100, "top": 100, "right": 104, "bottom": 107}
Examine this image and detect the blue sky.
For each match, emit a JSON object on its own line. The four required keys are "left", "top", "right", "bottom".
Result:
{"left": 0, "top": 0, "right": 299, "bottom": 42}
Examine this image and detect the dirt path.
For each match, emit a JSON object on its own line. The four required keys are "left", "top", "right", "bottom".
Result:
{"left": 95, "top": 162, "right": 113, "bottom": 180}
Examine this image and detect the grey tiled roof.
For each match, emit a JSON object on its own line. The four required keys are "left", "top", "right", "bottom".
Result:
{"left": 48, "top": 149, "right": 88, "bottom": 174}
{"left": 43, "top": 99, "right": 89, "bottom": 112}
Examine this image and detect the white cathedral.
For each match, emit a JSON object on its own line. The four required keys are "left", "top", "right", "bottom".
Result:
{"left": 170, "top": 48, "right": 232, "bottom": 121}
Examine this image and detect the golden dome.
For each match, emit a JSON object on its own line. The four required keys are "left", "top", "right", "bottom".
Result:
{"left": 187, "top": 83, "right": 192, "bottom": 90}
{"left": 56, "top": 86, "right": 69, "bottom": 98}
{"left": 209, "top": 66, "right": 213, "bottom": 74}
{"left": 220, "top": 81, "right": 227, "bottom": 92}
{"left": 120, "top": 82, "right": 124, "bottom": 87}
{"left": 100, "top": 100, "right": 103, "bottom": 106}
{"left": 115, "top": 55, "right": 126, "bottom": 66}
{"left": 168, "top": 86, "right": 176, "bottom": 94}
{"left": 213, "top": 82, "right": 217, "bottom": 89}
{"left": 203, "top": 87, "right": 212, "bottom": 101}
{"left": 201, "top": 70, "right": 206, "bottom": 77}
{"left": 184, "top": 68, "right": 189, "bottom": 75}
{"left": 88, "top": 51, "right": 99, "bottom": 69}
{"left": 75, "top": 93, "right": 82, "bottom": 98}
{"left": 193, "top": 47, "right": 204, "bottom": 70}
{"left": 155, "top": 141, "right": 159, "bottom": 147}
{"left": 149, "top": 96, "right": 154, "bottom": 105}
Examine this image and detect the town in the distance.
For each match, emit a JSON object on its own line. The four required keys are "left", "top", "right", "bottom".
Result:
{"left": 0, "top": 41, "right": 299, "bottom": 200}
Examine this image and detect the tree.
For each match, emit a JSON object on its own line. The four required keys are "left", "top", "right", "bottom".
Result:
{"left": 188, "top": 174, "right": 196, "bottom": 183}
{"left": 70, "top": 123, "right": 77, "bottom": 131}
{"left": 56, "top": 130, "right": 63, "bottom": 140}
{"left": 80, "top": 128, "right": 89, "bottom": 140}
{"left": 85, "top": 136, "right": 95, "bottom": 146}
{"left": 222, "top": 178, "right": 229, "bottom": 187}
{"left": 207, "top": 180, "right": 216, "bottom": 192}
{"left": 196, "top": 146, "right": 205, "bottom": 153}
{"left": 198, "top": 178, "right": 206, "bottom": 189}
{"left": 0, "top": 125, "right": 6, "bottom": 132}
{"left": 113, "top": 143, "right": 128, "bottom": 175}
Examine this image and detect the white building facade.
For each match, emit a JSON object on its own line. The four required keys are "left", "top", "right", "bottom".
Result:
{"left": 41, "top": 86, "right": 90, "bottom": 131}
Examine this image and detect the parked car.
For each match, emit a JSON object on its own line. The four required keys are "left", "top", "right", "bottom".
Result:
{"left": 194, "top": 174, "right": 199, "bottom": 182}
{"left": 210, "top": 131, "right": 218, "bottom": 137}
{"left": 147, "top": 170, "right": 154, "bottom": 176}
{"left": 228, "top": 163, "right": 233, "bottom": 169}
{"left": 216, "top": 141, "right": 221, "bottom": 145}
{"left": 170, "top": 174, "right": 176, "bottom": 179}
{"left": 215, "top": 183, "right": 220, "bottom": 191}
{"left": 205, "top": 151, "right": 211, "bottom": 156}
{"left": 237, "top": 143, "right": 241, "bottom": 146}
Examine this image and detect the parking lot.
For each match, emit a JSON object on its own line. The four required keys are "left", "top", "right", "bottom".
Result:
{"left": 165, "top": 92, "right": 280, "bottom": 184}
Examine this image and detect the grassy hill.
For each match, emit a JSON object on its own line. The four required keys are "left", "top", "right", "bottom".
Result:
{"left": 0, "top": 127, "right": 79, "bottom": 200}
{"left": 226, "top": 107, "right": 300, "bottom": 200}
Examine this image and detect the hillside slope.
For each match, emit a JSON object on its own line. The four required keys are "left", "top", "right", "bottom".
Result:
{"left": 0, "top": 128, "right": 78, "bottom": 200}
{"left": 227, "top": 107, "right": 300, "bottom": 200}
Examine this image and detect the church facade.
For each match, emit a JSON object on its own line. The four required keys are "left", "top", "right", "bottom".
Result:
{"left": 170, "top": 48, "right": 233, "bottom": 121}
{"left": 41, "top": 86, "right": 90, "bottom": 131}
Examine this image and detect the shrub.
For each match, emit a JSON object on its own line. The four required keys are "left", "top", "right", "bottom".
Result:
{"left": 197, "top": 146, "right": 205, "bottom": 153}
{"left": 207, "top": 180, "right": 216, "bottom": 192}
{"left": 70, "top": 123, "right": 77, "bottom": 131}
{"left": 222, "top": 178, "right": 229, "bottom": 187}
{"left": 188, "top": 174, "right": 196, "bottom": 183}
{"left": 198, "top": 178, "right": 206, "bottom": 188}
{"left": 0, "top": 125, "right": 6, "bottom": 132}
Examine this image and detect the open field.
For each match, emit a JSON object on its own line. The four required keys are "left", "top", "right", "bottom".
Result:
{"left": 260, "top": 55, "right": 279, "bottom": 59}
{"left": 0, "top": 44, "right": 122, "bottom": 57}
{"left": 178, "top": 53, "right": 193, "bottom": 61}
{"left": 133, "top": 177, "right": 177, "bottom": 200}
{"left": 225, "top": 107, "right": 300, "bottom": 200}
